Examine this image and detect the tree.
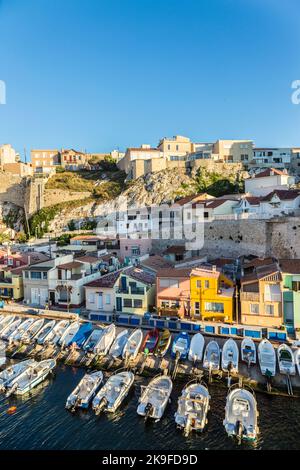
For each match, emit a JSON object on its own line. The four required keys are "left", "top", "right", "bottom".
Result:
{"left": 15, "top": 231, "right": 27, "bottom": 243}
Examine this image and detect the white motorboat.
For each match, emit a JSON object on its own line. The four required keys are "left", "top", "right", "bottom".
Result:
{"left": 241, "top": 337, "right": 257, "bottom": 366}
{"left": 222, "top": 338, "right": 239, "bottom": 374}
{"left": 223, "top": 385, "right": 259, "bottom": 442}
{"left": 109, "top": 329, "right": 129, "bottom": 358}
{"left": 0, "top": 315, "right": 15, "bottom": 335}
{"left": 203, "top": 340, "right": 220, "bottom": 371}
{"left": 92, "top": 371, "right": 134, "bottom": 414}
{"left": 6, "top": 359, "right": 56, "bottom": 396}
{"left": 93, "top": 324, "right": 116, "bottom": 355}
{"left": 22, "top": 318, "right": 45, "bottom": 343}
{"left": 43, "top": 320, "right": 70, "bottom": 345}
{"left": 34, "top": 320, "right": 56, "bottom": 345}
{"left": 137, "top": 374, "right": 173, "bottom": 421}
{"left": 122, "top": 329, "right": 143, "bottom": 360}
{"left": 258, "top": 339, "right": 276, "bottom": 377}
{"left": 277, "top": 344, "right": 296, "bottom": 376}
{"left": 175, "top": 381, "right": 210, "bottom": 436}
{"left": 66, "top": 370, "right": 103, "bottom": 410}
{"left": 9, "top": 318, "right": 35, "bottom": 343}
{"left": 0, "top": 340, "right": 6, "bottom": 367}
{"left": 188, "top": 333, "right": 205, "bottom": 364}
{"left": 59, "top": 321, "right": 80, "bottom": 347}
{"left": 0, "top": 359, "right": 36, "bottom": 391}
{"left": 294, "top": 348, "right": 300, "bottom": 376}
{"left": 1, "top": 318, "right": 22, "bottom": 341}
{"left": 83, "top": 328, "right": 103, "bottom": 352}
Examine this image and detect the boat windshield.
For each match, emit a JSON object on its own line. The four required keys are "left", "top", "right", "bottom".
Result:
{"left": 280, "top": 350, "right": 292, "bottom": 361}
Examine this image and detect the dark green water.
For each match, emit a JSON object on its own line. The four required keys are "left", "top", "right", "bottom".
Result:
{"left": 0, "top": 365, "right": 298, "bottom": 450}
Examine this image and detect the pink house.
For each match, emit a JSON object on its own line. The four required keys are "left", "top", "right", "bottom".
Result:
{"left": 119, "top": 238, "right": 152, "bottom": 262}
{"left": 156, "top": 268, "right": 191, "bottom": 318}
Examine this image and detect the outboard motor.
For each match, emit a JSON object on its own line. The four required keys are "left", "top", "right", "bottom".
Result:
{"left": 227, "top": 361, "right": 233, "bottom": 387}
{"left": 144, "top": 402, "right": 153, "bottom": 421}
{"left": 235, "top": 420, "right": 244, "bottom": 445}
{"left": 95, "top": 396, "right": 107, "bottom": 415}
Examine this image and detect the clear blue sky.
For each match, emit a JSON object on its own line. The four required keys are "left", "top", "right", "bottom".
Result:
{"left": 0, "top": 0, "right": 300, "bottom": 159}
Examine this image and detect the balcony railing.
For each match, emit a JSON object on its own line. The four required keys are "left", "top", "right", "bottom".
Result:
{"left": 240, "top": 292, "right": 260, "bottom": 302}
{"left": 116, "top": 287, "right": 145, "bottom": 295}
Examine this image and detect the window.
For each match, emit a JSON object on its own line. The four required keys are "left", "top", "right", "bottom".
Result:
{"left": 105, "top": 294, "right": 111, "bottom": 305}
{"left": 194, "top": 302, "right": 200, "bottom": 316}
{"left": 196, "top": 280, "right": 201, "bottom": 288}
{"left": 176, "top": 145, "right": 179, "bottom": 151}
{"left": 133, "top": 299, "right": 143, "bottom": 308}
{"left": 292, "top": 281, "right": 300, "bottom": 292}
{"left": 204, "top": 302, "right": 224, "bottom": 313}
{"left": 24, "top": 271, "right": 29, "bottom": 279}
{"left": 265, "top": 304, "right": 274, "bottom": 315}
{"left": 88, "top": 293, "right": 95, "bottom": 303}
{"left": 250, "top": 303, "right": 259, "bottom": 314}
{"left": 43, "top": 272, "right": 47, "bottom": 280}
{"left": 161, "top": 300, "right": 169, "bottom": 307}
{"left": 123, "top": 299, "right": 132, "bottom": 308}
{"left": 7, "top": 258, "right": 13, "bottom": 266}
{"left": 205, "top": 280, "right": 209, "bottom": 289}
{"left": 159, "top": 279, "right": 179, "bottom": 288}
{"left": 30, "top": 271, "right": 42, "bottom": 279}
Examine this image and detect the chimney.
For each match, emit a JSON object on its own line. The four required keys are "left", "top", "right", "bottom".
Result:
{"left": 212, "top": 265, "right": 217, "bottom": 272}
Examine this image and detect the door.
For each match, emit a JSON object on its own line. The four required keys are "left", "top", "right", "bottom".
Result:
{"left": 40, "top": 288, "right": 48, "bottom": 306}
{"left": 31, "top": 288, "right": 39, "bottom": 304}
{"left": 97, "top": 293, "right": 103, "bottom": 310}
{"left": 116, "top": 297, "right": 122, "bottom": 312}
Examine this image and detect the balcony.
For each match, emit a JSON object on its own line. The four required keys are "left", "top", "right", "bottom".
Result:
{"left": 116, "top": 287, "right": 145, "bottom": 295}
{"left": 240, "top": 292, "right": 260, "bottom": 302}
{"left": 264, "top": 294, "right": 281, "bottom": 302}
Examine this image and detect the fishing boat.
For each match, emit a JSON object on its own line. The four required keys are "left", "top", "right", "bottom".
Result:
{"left": 0, "top": 315, "right": 15, "bottom": 335}
{"left": 223, "top": 385, "right": 259, "bottom": 442}
{"left": 171, "top": 332, "right": 190, "bottom": 360}
{"left": 9, "top": 318, "right": 35, "bottom": 343}
{"left": 203, "top": 340, "right": 220, "bottom": 371}
{"left": 122, "top": 329, "right": 143, "bottom": 360}
{"left": 137, "top": 374, "right": 173, "bottom": 421}
{"left": 93, "top": 323, "right": 116, "bottom": 355}
{"left": 188, "top": 333, "right": 205, "bottom": 364}
{"left": 0, "top": 340, "right": 6, "bottom": 367}
{"left": 258, "top": 339, "right": 276, "bottom": 376}
{"left": 83, "top": 328, "right": 103, "bottom": 352}
{"left": 35, "top": 320, "right": 56, "bottom": 345}
{"left": 294, "top": 348, "right": 300, "bottom": 376}
{"left": 221, "top": 338, "right": 239, "bottom": 374}
{"left": 0, "top": 359, "right": 36, "bottom": 391}
{"left": 241, "top": 337, "right": 256, "bottom": 366}
{"left": 5, "top": 359, "right": 56, "bottom": 396}
{"left": 22, "top": 318, "right": 45, "bottom": 343}
{"left": 277, "top": 344, "right": 296, "bottom": 376}
{"left": 70, "top": 322, "right": 93, "bottom": 349}
{"left": 141, "top": 328, "right": 159, "bottom": 354}
{"left": 154, "top": 329, "right": 171, "bottom": 357}
{"left": 109, "top": 329, "right": 129, "bottom": 358}
{"left": 1, "top": 318, "right": 22, "bottom": 341}
{"left": 175, "top": 381, "right": 210, "bottom": 435}
{"left": 92, "top": 371, "right": 134, "bottom": 414}
{"left": 66, "top": 370, "right": 103, "bottom": 410}
{"left": 59, "top": 321, "right": 81, "bottom": 347}
{"left": 43, "top": 320, "right": 70, "bottom": 345}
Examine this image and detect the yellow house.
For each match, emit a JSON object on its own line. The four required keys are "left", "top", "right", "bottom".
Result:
{"left": 0, "top": 266, "right": 25, "bottom": 300}
{"left": 190, "top": 265, "right": 234, "bottom": 322}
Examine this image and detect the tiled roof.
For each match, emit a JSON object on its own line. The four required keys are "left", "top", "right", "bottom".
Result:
{"left": 85, "top": 270, "right": 122, "bottom": 288}
{"left": 261, "top": 190, "right": 300, "bottom": 201}
{"left": 140, "top": 255, "right": 174, "bottom": 272}
{"left": 156, "top": 267, "right": 192, "bottom": 278}
{"left": 164, "top": 245, "right": 186, "bottom": 255}
{"left": 76, "top": 255, "right": 99, "bottom": 264}
{"left": 243, "top": 196, "right": 262, "bottom": 205}
{"left": 254, "top": 168, "right": 287, "bottom": 178}
{"left": 56, "top": 261, "right": 84, "bottom": 270}
{"left": 244, "top": 257, "right": 276, "bottom": 269}
{"left": 174, "top": 193, "right": 211, "bottom": 206}
{"left": 123, "top": 267, "right": 156, "bottom": 285}
{"left": 204, "top": 199, "right": 230, "bottom": 209}
{"left": 279, "top": 259, "right": 300, "bottom": 274}
{"left": 191, "top": 265, "right": 221, "bottom": 279}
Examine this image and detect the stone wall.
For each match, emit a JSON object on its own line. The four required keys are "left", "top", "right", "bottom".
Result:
{"left": 43, "top": 189, "right": 92, "bottom": 208}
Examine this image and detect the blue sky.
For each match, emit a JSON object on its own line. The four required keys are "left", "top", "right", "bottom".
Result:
{"left": 0, "top": 0, "right": 300, "bottom": 159}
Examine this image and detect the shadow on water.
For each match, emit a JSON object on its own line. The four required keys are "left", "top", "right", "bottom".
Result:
{"left": 0, "top": 365, "right": 299, "bottom": 450}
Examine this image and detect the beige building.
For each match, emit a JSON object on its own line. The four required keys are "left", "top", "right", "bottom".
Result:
{"left": 0, "top": 144, "right": 18, "bottom": 167}
{"left": 118, "top": 144, "right": 163, "bottom": 178}
{"left": 213, "top": 139, "right": 253, "bottom": 163}
{"left": 3, "top": 162, "right": 33, "bottom": 177}
{"left": 31, "top": 149, "right": 60, "bottom": 174}
{"left": 158, "top": 135, "right": 195, "bottom": 159}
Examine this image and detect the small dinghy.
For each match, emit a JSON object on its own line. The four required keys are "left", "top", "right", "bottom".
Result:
{"left": 171, "top": 332, "right": 190, "bottom": 360}
{"left": 188, "top": 333, "right": 205, "bottom": 364}
{"left": 222, "top": 338, "right": 239, "bottom": 374}
{"left": 203, "top": 340, "right": 220, "bottom": 371}
{"left": 71, "top": 322, "right": 93, "bottom": 348}
{"left": 109, "top": 329, "right": 129, "bottom": 358}
{"left": 294, "top": 348, "right": 300, "bottom": 376}
{"left": 0, "top": 340, "right": 6, "bottom": 367}
{"left": 22, "top": 318, "right": 45, "bottom": 343}
{"left": 154, "top": 329, "right": 171, "bottom": 357}
{"left": 241, "top": 338, "right": 256, "bottom": 366}
{"left": 93, "top": 324, "right": 116, "bottom": 355}
{"left": 9, "top": 318, "right": 35, "bottom": 343}
{"left": 43, "top": 320, "right": 70, "bottom": 345}
{"left": 66, "top": 370, "right": 103, "bottom": 410}
{"left": 1, "top": 318, "right": 22, "bottom": 341}
{"left": 141, "top": 328, "right": 159, "bottom": 354}
{"left": 175, "top": 381, "right": 210, "bottom": 436}
{"left": 277, "top": 344, "right": 295, "bottom": 376}
{"left": 83, "top": 328, "right": 103, "bottom": 352}
{"left": 92, "top": 371, "right": 134, "bottom": 414}
{"left": 0, "top": 359, "right": 36, "bottom": 391}
{"left": 223, "top": 385, "right": 259, "bottom": 442}
{"left": 122, "top": 329, "right": 143, "bottom": 360}
{"left": 35, "top": 320, "right": 56, "bottom": 345}
{"left": 137, "top": 374, "right": 173, "bottom": 421}
{"left": 5, "top": 359, "right": 56, "bottom": 396}
{"left": 0, "top": 315, "right": 15, "bottom": 331}
{"left": 258, "top": 339, "right": 276, "bottom": 376}
{"left": 59, "top": 321, "right": 81, "bottom": 347}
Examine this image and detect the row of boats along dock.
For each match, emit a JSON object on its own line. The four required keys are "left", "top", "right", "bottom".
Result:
{"left": 0, "top": 309, "right": 300, "bottom": 441}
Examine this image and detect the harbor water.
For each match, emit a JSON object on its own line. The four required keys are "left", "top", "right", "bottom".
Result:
{"left": 0, "top": 364, "right": 299, "bottom": 450}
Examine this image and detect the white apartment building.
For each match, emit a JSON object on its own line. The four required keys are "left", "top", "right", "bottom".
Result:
{"left": 0, "top": 144, "right": 18, "bottom": 166}
{"left": 252, "top": 147, "right": 291, "bottom": 168}
{"left": 245, "top": 168, "right": 295, "bottom": 196}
